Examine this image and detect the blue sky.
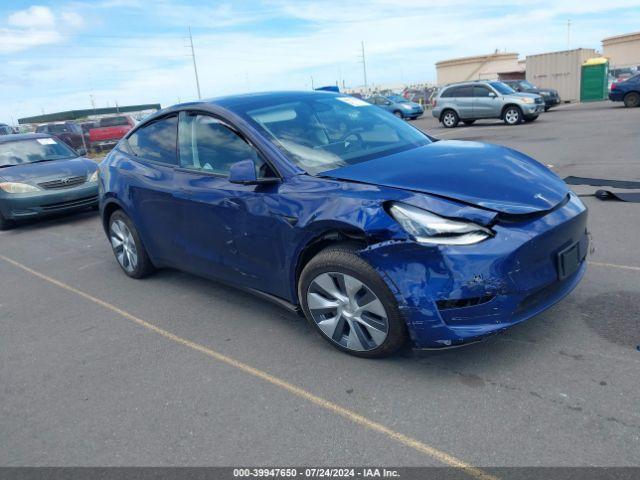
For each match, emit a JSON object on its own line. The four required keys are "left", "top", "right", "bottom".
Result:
{"left": 1, "top": 0, "right": 640, "bottom": 124}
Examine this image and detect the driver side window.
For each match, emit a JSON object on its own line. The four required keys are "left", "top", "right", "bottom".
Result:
{"left": 178, "top": 113, "right": 271, "bottom": 178}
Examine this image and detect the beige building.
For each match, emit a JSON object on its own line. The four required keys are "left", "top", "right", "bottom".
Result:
{"left": 526, "top": 48, "right": 599, "bottom": 102}
{"left": 603, "top": 31, "right": 640, "bottom": 69}
{"left": 435, "top": 52, "right": 521, "bottom": 85}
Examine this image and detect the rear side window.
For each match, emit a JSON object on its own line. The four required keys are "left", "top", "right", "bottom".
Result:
{"left": 441, "top": 86, "right": 472, "bottom": 98}
{"left": 127, "top": 115, "right": 178, "bottom": 165}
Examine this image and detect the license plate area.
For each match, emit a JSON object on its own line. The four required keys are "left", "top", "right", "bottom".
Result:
{"left": 557, "top": 240, "right": 585, "bottom": 280}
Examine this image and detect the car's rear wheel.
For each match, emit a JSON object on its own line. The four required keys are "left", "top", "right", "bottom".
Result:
{"left": 503, "top": 106, "right": 522, "bottom": 125}
{"left": 623, "top": 92, "right": 640, "bottom": 108}
{"left": 441, "top": 110, "right": 459, "bottom": 128}
{"left": 108, "top": 210, "right": 155, "bottom": 278}
{"left": 0, "top": 212, "right": 14, "bottom": 231}
{"left": 463, "top": 120, "right": 476, "bottom": 125}
{"left": 299, "top": 245, "right": 407, "bottom": 358}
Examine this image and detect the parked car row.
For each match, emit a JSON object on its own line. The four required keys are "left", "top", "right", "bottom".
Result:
{"left": 431, "top": 80, "right": 547, "bottom": 128}
{"left": 1, "top": 116, "right": 136, "bottom": 154}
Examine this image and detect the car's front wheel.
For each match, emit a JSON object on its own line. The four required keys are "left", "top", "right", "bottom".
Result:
{"left": 108, "top": 210, "right": 155, "bottom": 278}
{"left": 441, "top": 110, "right": 459, "bottom": 128}
{"left": 299, "top": 245, "right": 407, "bottom": 357}
{"left": 503, "top": 106, "right": 522, "bottom": 125}
{"left": 393, "top": 110, "right": 404, "bottom": 119}
{"left": 623, "top": 92, "right": 640, "bottom": 108}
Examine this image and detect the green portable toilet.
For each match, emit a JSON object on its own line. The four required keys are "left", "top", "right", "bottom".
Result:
{"left": 580, "top": 57, "right": 608, "bottom": 102}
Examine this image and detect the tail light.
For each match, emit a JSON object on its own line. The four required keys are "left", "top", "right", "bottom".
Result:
{"left": 611, "top": 83, "right": 618, "bottom": 90}
{"left": 432, "top": 99, "right": 437, "bottom": 107}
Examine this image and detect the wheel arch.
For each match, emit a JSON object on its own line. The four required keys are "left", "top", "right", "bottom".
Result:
{"left": 101, "top": 198, "right": 128, "bottom": 235}
{"left": 501, "top": 103, "right": 522, "bottom": 118}
{"left": 439, "top": 107, "right": 458, "bottom": 121}
{"left": 292, "top": 225, "right": 368, "bottom": 304}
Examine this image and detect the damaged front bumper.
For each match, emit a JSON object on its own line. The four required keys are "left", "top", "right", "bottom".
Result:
{"left": 359, "top": 193, "right": 588, "bottom": 349}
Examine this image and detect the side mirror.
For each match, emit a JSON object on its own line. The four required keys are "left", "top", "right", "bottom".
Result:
{"left": 229, "top": 159, "right": 280, "bottom": 185}
{"left": 488, "top": 92, "right": 497, "bottom": 98}
{"left": 76, "top": 147, "right": 88, "bottom": 156}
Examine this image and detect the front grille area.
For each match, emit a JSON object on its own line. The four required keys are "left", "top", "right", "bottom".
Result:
{"left": 41, "top": 195, "right": 97, "bottom": 211}
{"left": 38, "top": 175, "right": 86, "bottom": 190}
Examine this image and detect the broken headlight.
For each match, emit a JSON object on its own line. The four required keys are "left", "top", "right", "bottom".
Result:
{"left": 388, "top": 202, "right": 493, "bottom": 246}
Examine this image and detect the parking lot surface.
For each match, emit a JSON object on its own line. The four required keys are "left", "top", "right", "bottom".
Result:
{"left": 1, "top": 102, "right": 639, "bottom": 470}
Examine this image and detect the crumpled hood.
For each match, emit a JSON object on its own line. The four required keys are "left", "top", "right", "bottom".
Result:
{"left": 322, "top": 140, "right": 569, "bottom": 215}
{"left": 0, "top": 157, "right": 97, "bottom": 184}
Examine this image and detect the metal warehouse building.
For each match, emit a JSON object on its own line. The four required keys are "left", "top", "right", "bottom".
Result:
{"left": 435, "top": 52, "right": 521, "bottom": 85}
{"left": 525, "top": 48, "right": 599, "bottom": 103}
{"left": 603, "top": 31, "right": 640, "bottom": 70}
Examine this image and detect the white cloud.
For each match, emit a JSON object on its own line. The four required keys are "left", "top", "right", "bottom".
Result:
{"left": 7, "top": 5, "right": 56, "bottom": 29}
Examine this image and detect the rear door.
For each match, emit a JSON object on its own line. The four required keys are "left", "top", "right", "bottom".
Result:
{"left": 122, "top": 115, "right": 183, "bottom": 264}
{"left": 449, "top": 85, "right": 473, "bottom": 118}
{"left": 472, "top": 85, "right": 498, "bottom": 118}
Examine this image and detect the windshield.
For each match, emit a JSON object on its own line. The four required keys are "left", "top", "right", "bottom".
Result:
{"left": 490, "top": 82, "right": 516, "bottom": 95}
{"left": 0, "top": 138, "right": 78, "bottom": 168}
{"left": 46, "top": 124, "right": 72, "bottom": 134}
{"left": 100, "top": 116, "right": 129, "bottom": 127}
{"left": 239, "top": 95, "right": 430, "bottom": 175}
{"left": 519, "top": 80, "right": 536, "bottom": 89}
{"left": 387, "top": 95, "right": 408, "bottom": 103}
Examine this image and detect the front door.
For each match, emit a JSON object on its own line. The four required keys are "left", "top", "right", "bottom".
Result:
{"left": 173, "top": 112, "right": 289, "bottom": 296}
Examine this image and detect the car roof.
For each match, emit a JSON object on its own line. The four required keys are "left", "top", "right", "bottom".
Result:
{"left": 0, "top": 133, "right": 53, "bottom": 144}
{"left": 173, "top": 90, "right": 344, "bottom": 111}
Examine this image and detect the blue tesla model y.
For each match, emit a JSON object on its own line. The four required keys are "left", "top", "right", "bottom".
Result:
{"left": 98, "top": 91, "right": 588, "bottom": 357}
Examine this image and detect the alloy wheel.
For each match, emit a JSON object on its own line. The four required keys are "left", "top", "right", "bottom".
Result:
{"left": 505, "top": 108, "right": 520, "bottom": 125}
{"left": 443, "top": 112, "right": 456, "bottom": 127}
{"left": 306, "top": 272, "right": 389, "bottom": 352}
{"left": 110, "top": 219, "right": 138, "bottom": 273}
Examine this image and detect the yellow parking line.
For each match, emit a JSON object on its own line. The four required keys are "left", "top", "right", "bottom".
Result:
{"left": 589, "top": 261, "right": 640, "bottom": 272}
{"left": 0, "top": 254, "right": 497, "bottom": 480}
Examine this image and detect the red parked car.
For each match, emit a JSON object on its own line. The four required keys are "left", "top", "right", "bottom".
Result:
{"left": 89, "top": 116, "right": 135, "bottom": 152}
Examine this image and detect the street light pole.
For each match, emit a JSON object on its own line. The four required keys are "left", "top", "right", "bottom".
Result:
{"left": 188, "top": 26, "right": 202, "bottom": 100}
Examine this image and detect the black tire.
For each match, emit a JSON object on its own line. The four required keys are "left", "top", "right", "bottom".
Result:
{"left": 108, "top": 210, "right": 155, "bottom": 279}
{"left": 393, "top": 110, "right": 404, "bottom": 119}
{"left": 544, "top": 106, "right": 550, "bottom": 112}
{"left": 623, "top": 92, "right": 640, "bottom": 108}
{"left": 524, "top": 115, "right": 538, "bottom": 122}
{"left": 298, "top": 244, "right": 408, "bottom": 358}
{"left": 0, "top": 211, "right": 14, "bottom": 231}
{"left": 503, "top": 105, "right": 522, "bottom": 125}
{"left": 441, "top": 109, "right": 459, "bottom": 128}
{"left": 462, "top": 120, "right": 476, "bottom": 126}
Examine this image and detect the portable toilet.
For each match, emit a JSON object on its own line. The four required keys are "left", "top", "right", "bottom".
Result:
{"left": 580, "top": 57, "right": 608, "bottom": 102}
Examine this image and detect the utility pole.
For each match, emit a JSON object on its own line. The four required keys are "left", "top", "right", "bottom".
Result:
{"left": 359, "top": 41, "right": 368, "bottom": 93}
{"left": 567, "top": 19, "right": 571, "bottom": 49}
{"left": 188, "top": 26, "right": 202, "bottom": 99}
{"left": 89, "top": 94, "right": 96, "bottom": 112}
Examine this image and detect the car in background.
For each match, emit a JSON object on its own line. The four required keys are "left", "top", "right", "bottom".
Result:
{"left": 0, "top": 124, "right": 14, "bottom": 135}
{"left": 98, "top": 91, "right": 587, "bottom": 357}
{"left": 365, "top": 95, "right": 424, "bottom": 119}
{"left": 609, "top": 74, "right": 640, "bottom": 108}
{"left": 0, "top": 133, "right": 99, "bottom": 230}
{"left": 89, "top": 116, "right": 136, "bottom": 152}
{"left": 502, "top": 79, "right": 561, "bottom": 111}
{"left": 35, "top": 122, "right": 87, "bottom": 152}
{"left": 432, "top": 81, "right": 544, "bottom": 128}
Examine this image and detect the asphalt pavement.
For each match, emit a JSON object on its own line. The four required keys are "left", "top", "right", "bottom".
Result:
{"left": 1, "top": 101, "right": 638, "bottom": 471}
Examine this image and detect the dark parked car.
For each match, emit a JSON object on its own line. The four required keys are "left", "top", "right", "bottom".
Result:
{"left": 98, "top": 91, "right": 587, "bottom": 358}
{"left": 609, "top": 74, "right": 640, "bottom": 107}
{"left": 365, "top": 95, "right": 424, "bottom": 119}
{"left": 502, "top": 80, "right": 561, "bottom": 111}
{"left": 35, "top": 122, "right": 87, "bottom": 152}
{"left": 0, "top": 124, "right": 14, "bottom": 135}
{"left": 0, "top": 134, "right": 98, "bottom": 230}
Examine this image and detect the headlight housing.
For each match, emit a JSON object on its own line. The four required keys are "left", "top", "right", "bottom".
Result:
{"left": 0, "top": 182, "right": 40, "bottom": 194}
{"left": 88, "top": 170, "right": 99, "bottom": 183}
{"left": 519, "top": 97, "right": 535, "bottom": 104}
{"left": 388, "top": 202, "right": 493, "bottom": 245}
